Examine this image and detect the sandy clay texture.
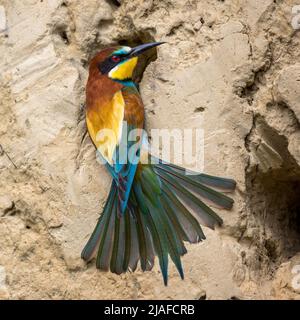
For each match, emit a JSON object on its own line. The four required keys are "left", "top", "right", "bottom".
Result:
{"left": 0, "top": 0, "right": 300, "bottom": 299}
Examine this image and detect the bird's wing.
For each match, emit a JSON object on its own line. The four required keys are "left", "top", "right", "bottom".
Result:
{"left": 114, "top": 86, "right": 144, "bottom": 214}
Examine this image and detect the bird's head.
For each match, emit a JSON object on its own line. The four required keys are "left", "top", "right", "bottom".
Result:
{"left": 89, "top": 42, "right": 165, "bottom": 84}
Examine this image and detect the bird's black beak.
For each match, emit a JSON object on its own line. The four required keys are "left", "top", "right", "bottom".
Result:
{"left": 129, "top": 42, "right": 165, "bottom": 57}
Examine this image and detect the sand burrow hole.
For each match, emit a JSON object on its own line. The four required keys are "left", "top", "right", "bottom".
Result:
{"left": 245, "top": 116, "right": 300, "bottom": 270}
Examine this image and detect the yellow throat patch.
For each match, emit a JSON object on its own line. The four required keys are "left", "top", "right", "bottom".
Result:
{"left": 109, "top": 57, "right": 138, "bottom": 80}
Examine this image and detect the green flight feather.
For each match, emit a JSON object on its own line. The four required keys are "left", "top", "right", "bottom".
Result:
{"left": 162, "top": 181, "right": 206, "bottom": 242}
{"left": 161, "top": 192, "right": 191, "bottom": 244}
{"left": 158, "top": 160, "right": 236, "bottom": 191}
{"left": 122, "top": 211, "right": 131, "bottom": 272}
{"left": 154, "top": 164, "right": 234, "bottom": 209}
{"left": 133, "top": 181, "right": 148, "bottom": 214}
{"left": 81, "top": 184, "right": 116, "bottom": 261}
{"left": 155, "top": 199, "right": 185, "bottom": 279}
{"left": 96, "top": 197, "right": 116, "bottom": 270}
{"left": 110, "top": 212, "right": 126, "bottom": 274}
{"left": 157, "top": 169, "right": 223, "bottom": 229}
{"left": 141, "top": 166, "right": 183, "bottom": 278}
{"left": 143, "top": 198, "right": 169, "bottom": 286}
{"left": 127, "top": 211, "right": 140, "bottom": 271}
{"left": 128, "top": 192, "right": 148, "bottom": 271}
{"left": 133, "top": 183, "right": 155, "bottom": 271}
{"left": 141, "top": 166, "right": 162, "bottom": 194}
{"left": 135, "top": 208, "right": 154, "bottom": 271}
{"left": 140, "top": 166, "right": 161, "bottom": 205}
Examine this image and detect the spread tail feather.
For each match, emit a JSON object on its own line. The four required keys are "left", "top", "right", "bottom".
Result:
{"left": 81, "top": 160, "right": 236, "bottom": 285}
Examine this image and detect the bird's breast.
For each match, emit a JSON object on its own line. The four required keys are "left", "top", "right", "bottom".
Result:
{"left": 86, "top": 90, "right": 125, "bottom": 164}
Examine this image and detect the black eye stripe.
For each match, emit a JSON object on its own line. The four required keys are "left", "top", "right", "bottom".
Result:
{"left": 99, "top": 54, "right": 127, "bottom": 74}
{"left": 99, "top": 60, "right": 115, "bottom": 74}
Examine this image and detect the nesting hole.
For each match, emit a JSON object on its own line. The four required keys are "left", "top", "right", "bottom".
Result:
{"left": 246, "top": 117, "right": 300, "bottom": 266}
{"left": 105, "top": 0, "right": 121, "bottom": 7}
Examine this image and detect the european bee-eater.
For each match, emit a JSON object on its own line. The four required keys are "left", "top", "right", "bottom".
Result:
{"left": 82, "top": 42, "right": 236, "bottom": 285}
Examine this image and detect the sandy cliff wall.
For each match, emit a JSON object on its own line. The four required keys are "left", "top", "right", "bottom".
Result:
{"left": 0, "top": 0, "right": 300, "bottom": 299}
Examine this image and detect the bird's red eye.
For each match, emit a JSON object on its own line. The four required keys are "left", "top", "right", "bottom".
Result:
{"left": 111, "top": 55, "right": 121, "bottom": 62}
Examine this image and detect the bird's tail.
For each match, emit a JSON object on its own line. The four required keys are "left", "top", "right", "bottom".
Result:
{"left": 81, "top": 159, "right": 236, "bottom": 285}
